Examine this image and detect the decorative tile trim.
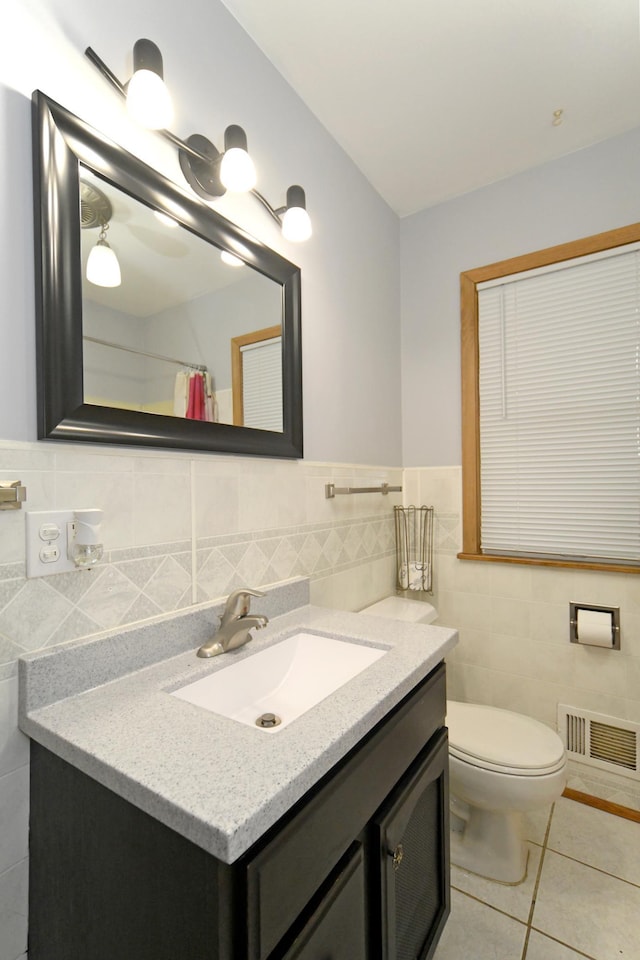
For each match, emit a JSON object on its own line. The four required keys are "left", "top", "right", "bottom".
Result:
{"left": 196, "top": 516, "right": 394, "bottom": 602}
{"left": 434, "top": 513, "right": 462, "bottom": 555}
{"left": 0, "top": 512, "right": 394, "bottom": 669}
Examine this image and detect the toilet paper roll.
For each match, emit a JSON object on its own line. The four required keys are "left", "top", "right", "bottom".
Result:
{"left": 576, "top": 608, "right": 613, "bottom": 647}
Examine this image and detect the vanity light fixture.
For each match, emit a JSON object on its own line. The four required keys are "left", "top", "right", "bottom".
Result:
{"left": 219, "top": 124, "right": 256, "bottom": 192}
{"left": 125, "top": 39, "right": 173, "bottom": 130}
{"left": 85, "top": 41, "right": 312, "bottom": 241}
{"left": 280, "top": 186, "right": 312, "bottom": 242}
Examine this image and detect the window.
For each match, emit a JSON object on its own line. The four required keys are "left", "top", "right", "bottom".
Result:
{"left": 460, "top": 223, "right": 640, "bottom": 573}
{"left": 231, "top": 325, "right": 283, "bottom": 432}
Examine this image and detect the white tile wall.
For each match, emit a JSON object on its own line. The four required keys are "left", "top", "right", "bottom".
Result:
{"left": 0, "top": 438, "right": 402, "bottom": 960}
{"left": 406, "top": 465, "right": 640, "bottom": 809}
{"left": 0, "top": 859, "right": 28, "bottom": 960}
{"left": 0, "top": 677, "right": 29, "bottom": 777}
{"left": 0, "top": 669, "right": 30, "bottom": 960}
{"left": 0, "top": 768, "right": 29, "bottom": 876}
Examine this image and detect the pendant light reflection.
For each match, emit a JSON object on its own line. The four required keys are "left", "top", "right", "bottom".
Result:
{"left": 126, "top": 39, "right": 173, "bottom": 130}
{"left": 86, "top": 223, "right": 122, "bottom": 288}
{"left": 81, "top": 178, "right": 122, "bottom": 287}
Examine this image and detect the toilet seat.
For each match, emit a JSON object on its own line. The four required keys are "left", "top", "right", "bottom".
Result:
{"left": 447, "top": 701, "right": 566, "bottom": 777}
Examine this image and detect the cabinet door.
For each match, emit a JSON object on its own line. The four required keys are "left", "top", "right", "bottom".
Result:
{"left": 373, "top": 729, "right": 450, "bottom": 960}
{"left": 246, "top": 665, "right": 446, "bottom": 960}
{"left": 278, "top": 843, "right": 367, "bottom": 960}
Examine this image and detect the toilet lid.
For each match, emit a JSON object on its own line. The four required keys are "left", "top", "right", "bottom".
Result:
{"left": 360, "top": 596, "right": 437, "bottom": 624}
{"left": 447, "top": 701, "right": 566, "bottom": 774}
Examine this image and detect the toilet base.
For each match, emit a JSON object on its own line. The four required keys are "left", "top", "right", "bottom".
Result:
{"left": 450, "top": 802, "right": 529, "bottom": 884}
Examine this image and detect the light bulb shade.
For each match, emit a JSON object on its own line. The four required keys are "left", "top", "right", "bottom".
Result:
{"left": 281, "top": 186, "right": 312, "bottom": 242}
{"left": 126, "top": 39, "right": 173, "bottom": 129}
{"left": 219, "top": 125, "right": 256, "bottom": 192}
{"left": 86, "top": 239, "right": 121, "bottom": 287}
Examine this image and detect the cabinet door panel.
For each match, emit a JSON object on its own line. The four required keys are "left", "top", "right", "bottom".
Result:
{"left": 278, "top": 844, "right": 367, "bottom": 960}
{"left": 247, "top": 665, "right": 446, "bottom": 960}
{"left": 373, "top": 730, "right": 450, "bottom": 960}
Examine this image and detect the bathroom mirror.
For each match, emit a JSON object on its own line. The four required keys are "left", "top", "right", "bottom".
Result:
{"left": 32, "top": 91, "right": 303, "bottom": 457}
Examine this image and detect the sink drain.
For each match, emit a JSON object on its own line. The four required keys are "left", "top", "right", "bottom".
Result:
{"left": 255, "top": 712, "right": 282, "bottom": 728}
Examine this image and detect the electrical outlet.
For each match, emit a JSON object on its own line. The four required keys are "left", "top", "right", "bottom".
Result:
{"left": 26, "top": 510, "right": 80, "bottom": 578}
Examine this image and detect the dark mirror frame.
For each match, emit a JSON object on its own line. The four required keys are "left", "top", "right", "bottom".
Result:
{"left": 32, "top": 91, "right": 303, "bottom": 458}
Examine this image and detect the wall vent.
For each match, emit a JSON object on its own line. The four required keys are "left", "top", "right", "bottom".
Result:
{"left": 558, "top": 705, "right": 639, "bottom": 781}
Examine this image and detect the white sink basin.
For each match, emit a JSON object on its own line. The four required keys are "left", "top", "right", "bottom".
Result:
{"left": 171, "top": 631, "right": 386, "bottom": 731}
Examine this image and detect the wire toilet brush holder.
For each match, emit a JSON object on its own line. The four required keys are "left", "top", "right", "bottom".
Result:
{"left": 394, "top": 505, "right": 434, "bottom": 595}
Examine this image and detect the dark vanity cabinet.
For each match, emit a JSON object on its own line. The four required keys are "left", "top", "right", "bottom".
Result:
{"left": 279, "top": 843, "right": 368, "bottom": 960}
{"left": 374, "top": 731, "right": 449, "bottom": 960}
{"left": 28, "top": 663, "right": 449, "bottom": 960}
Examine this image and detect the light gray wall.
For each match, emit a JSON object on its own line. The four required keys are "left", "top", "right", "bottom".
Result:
{"left": 1, "top": 0, "right": 401, "bottom": 465}
{"left": 400, "top": 126, "right": 640, "bottom": 467}
{"left": 84, "top": 300, "right": 146, "bottom": 406}
{"left": 146, "top": 271, "right": 281, "bottom": 392}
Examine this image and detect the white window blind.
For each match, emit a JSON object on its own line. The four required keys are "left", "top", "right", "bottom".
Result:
{"left": 477, "top": 245, "right": 640, "bottom": 564}
{"left": 241, "top": 336, "right": 283, "bottom": 432}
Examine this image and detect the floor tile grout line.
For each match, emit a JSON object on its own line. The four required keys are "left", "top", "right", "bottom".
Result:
{"left": 528, "top": 925, "right": 599, "bottom": 960}
{"left": 521, "top": 802, "right": 555, "bottom": 960}
{"left": 449, "top": 885, "right": 529, "bottom": 928}
{"left": 544, "top": 846, "right": 640, "bottom": 890}
{"left": 450, "top": 882, "right": 600, "bottom": 960}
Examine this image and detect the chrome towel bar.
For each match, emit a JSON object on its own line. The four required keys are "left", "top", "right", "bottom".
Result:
{"left": 0, "top": 481, "right": 27, "bottom": 511}
{"left": 325, "top": 482, "right": 402, "bottom": 499}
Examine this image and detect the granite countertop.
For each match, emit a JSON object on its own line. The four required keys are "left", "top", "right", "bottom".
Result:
{"left": 19, "top": 583, "right": 457, "bottom": 864}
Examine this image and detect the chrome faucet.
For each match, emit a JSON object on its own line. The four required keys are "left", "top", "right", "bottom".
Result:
{"left": 197, "top": 588, "right": 269, "bottom": 658}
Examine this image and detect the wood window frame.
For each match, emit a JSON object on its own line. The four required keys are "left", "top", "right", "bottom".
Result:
{"left": 231, "top": 324, "right": 282, "bottom": 427}
{"left": 459, "top": 221, "right": 640, "bottom": 574}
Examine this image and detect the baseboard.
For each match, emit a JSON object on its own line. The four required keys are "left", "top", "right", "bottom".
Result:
{"left": 562, "top": 787, "right": 640, "bottom": 823}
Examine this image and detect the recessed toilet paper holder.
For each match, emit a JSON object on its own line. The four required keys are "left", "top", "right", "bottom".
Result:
{"left": 569, "top": 602, "right": 620, "bottom": 649}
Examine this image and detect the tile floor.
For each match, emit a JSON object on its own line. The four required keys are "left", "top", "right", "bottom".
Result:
{"left": 433, "top": 796, "right": 640, "bottom": 960}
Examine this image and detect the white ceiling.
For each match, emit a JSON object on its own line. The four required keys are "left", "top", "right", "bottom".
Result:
{"left": 80, "top": 169, "right": 249, "bottom": 316}
{"left": 220, "top": 0, "right": 640, "bottom": 217}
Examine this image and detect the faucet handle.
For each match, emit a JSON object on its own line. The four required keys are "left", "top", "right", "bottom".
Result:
{"left": 221, "top": 587, "right": 265, "bottom": 621}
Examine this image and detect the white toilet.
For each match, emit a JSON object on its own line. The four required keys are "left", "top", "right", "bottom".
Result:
{"left": 359, "top": 596, "right": 568, "bottom": 885}
{"left": 446, "top": 701, "right": 566, "bottom": 883}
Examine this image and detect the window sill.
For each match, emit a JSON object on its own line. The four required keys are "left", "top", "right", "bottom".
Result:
{"left": 457, "top": 552, "right": 640, "bottom": 575}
